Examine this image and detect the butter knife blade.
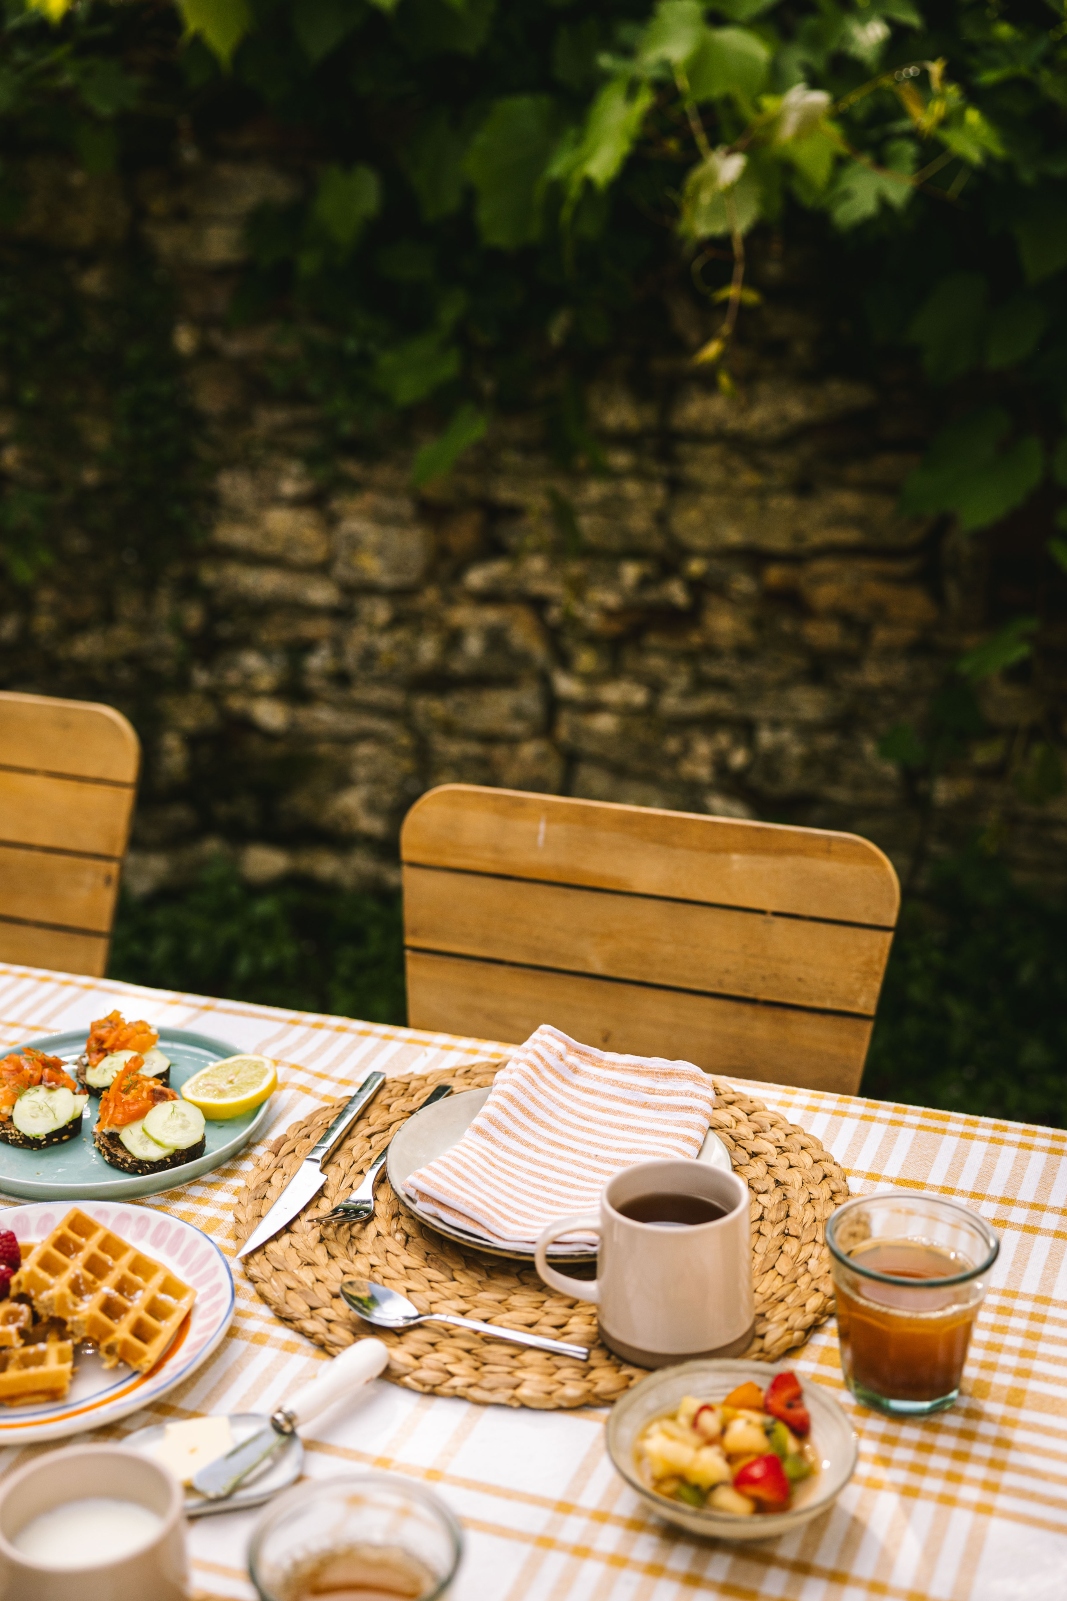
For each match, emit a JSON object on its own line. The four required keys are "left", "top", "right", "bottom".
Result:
{"left": 192, "top": 1421, "right": 288, "bottom": 1501}
{"left": 236, "top": 1069, "right": 385, "bottom": 1259}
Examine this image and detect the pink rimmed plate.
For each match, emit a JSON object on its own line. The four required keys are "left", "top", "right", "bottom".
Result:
{"left": 0, "top": 1199, "right": 233, "bottom": 1444}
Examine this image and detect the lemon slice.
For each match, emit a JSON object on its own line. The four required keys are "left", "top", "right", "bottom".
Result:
{"left": 181, "top": 1055, "right": 277, "bottom": 1120}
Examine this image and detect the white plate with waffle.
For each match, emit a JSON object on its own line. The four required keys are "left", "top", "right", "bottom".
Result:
{"left": 0, "top": 1200, "right": 233, "bottom": 1443}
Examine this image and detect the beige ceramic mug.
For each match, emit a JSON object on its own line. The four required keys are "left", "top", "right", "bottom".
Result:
{"left": 535, "top": 1159, "right": 754, "bottom": 1367}
{"left": 0, "top": 1443, "right": 187, "bottom": 1601}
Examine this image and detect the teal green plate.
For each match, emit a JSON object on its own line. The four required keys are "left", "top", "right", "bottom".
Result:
{"left": 0, "top": 1028, "right": 273, "bottom": 1201}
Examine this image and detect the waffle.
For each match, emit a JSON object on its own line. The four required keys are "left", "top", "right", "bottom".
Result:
{"left": 0, "top": 1301, "right": 32, "bottom": 1348}
{"left": 11, "top": 1208, "right": 196, "bottom": 1373}
{"left": 0, "top": 1329, "right": 72, "bottom": 1403}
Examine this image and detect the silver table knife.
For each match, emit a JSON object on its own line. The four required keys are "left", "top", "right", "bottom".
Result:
{"left": 236, "top": 1069, "right": 385, "bottom": 1259}
{"left": 321, "top": 1081, "right": 452, "bottom": 1224}
{"left": 192, "top": 1338, "right": 388, "bottom": 1501}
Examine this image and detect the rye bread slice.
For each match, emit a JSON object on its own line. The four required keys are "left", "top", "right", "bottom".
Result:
{"left": 75, "top": 1054, "right": 171, "bottom": 1097}
{"left": 0, "top": 1111, "right": 84, "bottom": 1149}
{"left": 93, "top": 1126, "right": 205, "bottom": 1176}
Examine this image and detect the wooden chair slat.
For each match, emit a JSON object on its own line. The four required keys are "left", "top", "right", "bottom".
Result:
{"left": 401, "top": 785, "right": 901, "bottom": 1093}
{"left": 405, "top": 950, "right": 873, "bottom": 1095}
{"left": 0, "top": 920, "right": 109, "bottom": 979}
{"left": 0, "top": 770, "right": 134, "bottom": 857}
{"left": 0, "top": 846, "right": 120, "bottom": 934}
{"left": 0, "top": 692, "right": 140, "bottom": 977}
{"left": 0, "top": 691, "right": 139, "bottom": 783}
{"left": 402, "top": 785, "right": 899, "bottom": 927}
{"left": 403, "top": 864, "right": 893, "bottom": 1017}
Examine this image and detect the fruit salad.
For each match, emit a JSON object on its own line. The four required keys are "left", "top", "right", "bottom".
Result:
{"left": 636, "top": 1373, "right": 817, "bottom": 1516}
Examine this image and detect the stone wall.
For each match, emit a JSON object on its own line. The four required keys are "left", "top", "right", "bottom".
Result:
{"left": 3, "top": 147, "right": 1065, "bottom": 899}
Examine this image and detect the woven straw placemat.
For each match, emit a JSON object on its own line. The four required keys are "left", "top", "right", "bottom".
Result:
{"left": 236, "top": 1062, "right": 849, "bottom": 1410}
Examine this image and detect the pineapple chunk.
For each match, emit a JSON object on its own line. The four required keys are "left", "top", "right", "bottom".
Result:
{"left": 708, "top": 1485, "right": 757, "bottom": 1516}
{"left": 642, "top": 1431, "right": 697, "bottom": 1477}
{"left": 658, "top": 1417, "right": 698, "bottom": 1445}
{"left": 676, "top": 1395, "right": 701, "bottom": 1426}
{"left": 683, "top": 1446, "right": 731, "bottom": 1490}
{"left": 722, "top": 1417, "right": 771, "bottom": 1457}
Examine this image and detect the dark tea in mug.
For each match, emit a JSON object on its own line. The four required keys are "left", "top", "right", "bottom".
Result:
{"left": 616, "top": 1192, "right": 728, "bottom": 1227}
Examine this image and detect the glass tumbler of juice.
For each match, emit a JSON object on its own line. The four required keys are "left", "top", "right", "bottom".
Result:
{"left": 248, "top": 1472, "right": 462, "bottom": 1601}
{"left": 826, "top": 1191, "right": 999, "bottom": 1417}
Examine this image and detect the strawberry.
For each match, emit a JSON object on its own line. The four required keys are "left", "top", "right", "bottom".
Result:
{"left": 0, "top": 1230, "right": 20, "bottom": 1273}
{"left": 733, "top": 1452, "right": 790, "bottom": 1508}
{"left": 764, "top": 1371, "right": 811, "bottom": 1437}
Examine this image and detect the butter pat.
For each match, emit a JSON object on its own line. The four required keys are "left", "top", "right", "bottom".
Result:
{"left": 146, "top": 1415, "right": 234, "bottom": 1485}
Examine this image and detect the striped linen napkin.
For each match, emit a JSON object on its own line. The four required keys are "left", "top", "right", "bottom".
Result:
{"left": 402, "top": 1024, "right": 717, "bottom": 1252}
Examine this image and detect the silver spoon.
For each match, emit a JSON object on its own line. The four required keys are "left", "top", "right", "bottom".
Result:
{"left": 340, "top": 1278, "right": 589, "bottom": 1362}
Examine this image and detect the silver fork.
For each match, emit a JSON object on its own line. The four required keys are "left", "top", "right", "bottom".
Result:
{"left": 321, "top": 1083, "right": 453, "bottom": 1225}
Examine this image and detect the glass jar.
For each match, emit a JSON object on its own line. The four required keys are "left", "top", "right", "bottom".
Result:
{"left": 826, "top": 1190, "right": 999, "bottom": 1417}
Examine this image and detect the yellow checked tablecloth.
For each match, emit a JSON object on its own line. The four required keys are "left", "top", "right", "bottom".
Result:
{"left": 0, "top": 961, "right": 1063, "bottom": 1601}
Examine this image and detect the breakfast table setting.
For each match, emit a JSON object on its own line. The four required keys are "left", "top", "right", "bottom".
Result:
{"left": 0, "top": 957, "right": 1063, "bottom": 1601}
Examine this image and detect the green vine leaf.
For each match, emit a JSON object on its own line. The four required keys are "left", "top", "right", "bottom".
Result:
{"left": 293, "top": 0, "right": 362, "bottom": 63}
{"left": 770, "top": 84, "right": 831, "bottom": 143}
{"left": 776, "top": 123, "right": 839, "bottom": 193}
{"left": 312, "top": 163, "right": 381, "bottom": 253}
{"left": 412, "top": 404, "right": 489, "bottom": 488}
{"left": 879, "top": 722, "right": 928, "bottom": 768}
{"left": 375, "top": 332, "right": 461, "bottom": 407}
{"left": 680, "top": 147, "right": 762, "bottom": 237}
{"left": 464, "top": 94, "right": 561, "bottom": 248}
{"left": 902, "top": 409, "right": 1045, "bottom": 532}
{"left": 957, "top": 617, "right": 1038, "bottom": 682}
{"left": 687, "top": 26, "right": 770, "bottom": 103}
{"left": 176, "top": 0, "right": 252, "bottom": 68}
{"left": 937, "top": 103, "right": 1004, "bottom": 165}
{"left": 550, "top": 76, "right": 654, "bottom": 204}
{"left": 909, "top": 272, "right": 989, "bottom": 383}
{"left": 72, "top": 59, "right": 140, "bottom": 117}
{"left": 984, "top": 295, "right": 1047, "bottom": 371}
{"left": 636, "top": 0, "right": 705, "bottom": 71}
{"left": 401, "top": 110, "right": 467, "bottom": 222}
{"left": 1014, "top": 194, "right": 1067, "bottom": 284}
{"left": 827, "top": 142, "right": 914, "bottom": 230}
{"left": 1052, "top": 437, "right": 1067, "bottom": 488}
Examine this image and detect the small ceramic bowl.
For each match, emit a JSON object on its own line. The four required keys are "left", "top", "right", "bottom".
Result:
{"left": 606, "top": 1359, "right": 857, "bottom": 1541}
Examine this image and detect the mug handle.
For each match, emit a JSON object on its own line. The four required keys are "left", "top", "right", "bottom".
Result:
{"left": 534, "top": 1213, "right": 601, "bottom": 1303}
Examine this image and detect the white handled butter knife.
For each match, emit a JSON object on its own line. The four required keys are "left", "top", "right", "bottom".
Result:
{"left": 237, "top": 1069, "right": 385, "bottom": 1259}
{"left": 192, "top": 1338, "right": 389, "bottom": 1501}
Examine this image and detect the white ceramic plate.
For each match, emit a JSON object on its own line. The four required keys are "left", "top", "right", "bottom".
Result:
{"left": 0, "top": 1199, "right": 234, "bottom": 1444}
{"left": 607, "top": 1359, "right": 858, "bottom": 1541}
{"left": 387, "top": 1085, "right": 733, "bottom": 1263}
{"left": 125, "top": 1412, "right": 303, "bottom": 1518}
{"left": 0, "top": 1028, "right": 273, "bottom": 1202}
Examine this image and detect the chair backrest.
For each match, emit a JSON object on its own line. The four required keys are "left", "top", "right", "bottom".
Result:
{"left": 401, "top": 784, "right": 900, "bottom": 1095}
{"left": 0, "top": 691, "right": 140, "bottom": 978}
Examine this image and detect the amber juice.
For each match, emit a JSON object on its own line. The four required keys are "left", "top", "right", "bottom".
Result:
{"left": 835, "top": 1238, "right": 982, "bottom": 1406}
{"left": 276, "top": 1542, "right": 435, "bottom": 1601}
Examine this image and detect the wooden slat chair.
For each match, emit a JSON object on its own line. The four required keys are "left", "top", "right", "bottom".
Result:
{"left": 0, "top": 691, "right": 140, "bottom": 977}
{"left": 401, "top": 784, "right": 900, "bottom": 1095}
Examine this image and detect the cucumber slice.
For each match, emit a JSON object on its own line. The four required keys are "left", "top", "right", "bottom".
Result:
{"left": 87, "top": 1046, "right": 168, "bottom": 1087}
{"left": 119, "top": 1119, "right": 172, "bottom": 1161}
{"left": 86, "top": 1049, "right": 139, "bottom": 1089}
{"left": 12, "top": 1086, "right": 77, "bottom": 1137}
{"left": 143, "top": 1100, "right": 205, "bottom": 1151}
